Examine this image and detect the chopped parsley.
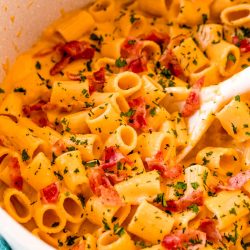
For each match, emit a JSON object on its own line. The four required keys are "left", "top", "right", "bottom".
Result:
{"left": 21, "top": 149, "right": 30, "bottom": 161}
{"left": 149, "top": 107, "right": 157, "bottom": 117}
{"left": 235, "top": 95, "right": 240, "bottom": 102}
{"left": 228, "top": 53, "right": 236, "bottom": 64}
{"left": 188, "top": 204, "right": 199, "bottom": 213}
{"left": 113, "top": 224, "right": 125, "bottom": 237}
{"left": 0, "top": 88, "right": 4, "bottom": 93}
{"left": 202, "top": 14, "right": 208, "bottom": 24}
{"left": 120, "top": 108, "right": 135, "bottom": 117}
{"left": 130, "top": 14, "right": 140, "bottom": 24}
{"left": 102, "top": 218, "right": 110, "bottom": 231}
{"left": 154, "top": 193, "right": 167, "bottom": 207}
{"left": 14, "top": 87, "right": 26, "bottom": 94}
{"left": 90, "top": 33, "right": 103, "bottom": 45}
{"left": 77, "top": 194, "right": 86, "bottom": 208}
{"left": 191, "top": 182, "right": 199, "bottom": 190}
{"left": 35, "top": 61, "right": 41, "bottom": 70}
{"left": 231, "top": 123, "right": 237, "bottom": 134}
{"left": 115, "top": 57, "right": 127, "bottom": 68}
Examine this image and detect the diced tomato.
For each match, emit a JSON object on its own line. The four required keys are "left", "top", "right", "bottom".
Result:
{"left": 120, "top": 37, "right": 143, "bottom": 59}
{"left": 160, "top": 49, "right": 183, "bottom": 77}
{"left": 217, "top": 170, "right": 250, "bottom": 191}
{"left": 88, "top": 167, "right": 122, "bottom": 206}
{"left": 144, "top": 30, "right": 170, "bottom": 47}
{"left": 9, "top": 157, "right": 23, "bottom": 190}
{"left": 101, "top": 146, "right": 132, "bottom": 169}
{"left": 199, "top": 219, "right": 222, "bottom": 242}
{"left": 162, "top": 229, "right": 206, "bottom": 250}
{"left": 181, "top": 76, "right": 204, "bottom": 117}
{"left": 128, "top": 97, "right": 147, "bottom": 129}
{"left": 166, "top": 190, "right": 204, "bottom": 213}
{"left": 232, "top": 36, "right": 250, "bottom": 53}
{"left": 145, "top": 151, "right": 182, "bottom": 179}
{"left": 41, "top": 182, "right": 59, "bottom": 203}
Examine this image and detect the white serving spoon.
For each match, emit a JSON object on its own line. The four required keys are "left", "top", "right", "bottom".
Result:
{"left": 175, "top": 67, "right": 250, "bottom": 162}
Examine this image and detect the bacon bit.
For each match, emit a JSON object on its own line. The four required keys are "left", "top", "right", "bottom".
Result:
{"left": 9, "top": 157, "right": 23, "bottom": 190}
{"left": 232, "top": 36, "right": 250, "bottom": 53}
{"left": 22, "top": 100, "right": 47, "bottom": 117}
{"left": 50, "top": 56, "right": 71, "bottom": 76}
{"left": 105, "top": 172, "right": 127, "bottom": 185}
{"left": 160, "top": 49, "right": 183, "bottom": 77}
{"left": 181, "top": 76, "right": 204, "bottom": 118}
{"left": 125, "top": 57, "right": 147, "bottom": 73}
{"left": 41, "top": 182, "right": 59, "bottom": 203}
{"left": 72, "top": 242, "right": 85, "bottom": 250}
{"left": 50, "top": 41, "right": 95, "bottom": 76}
{"left": 88, "top": 167, "right": 122, "bottom": 206}
{"left": 145, "top": 151, "right": 182, "bottom": 179}
{"left": 101, "top": 146, "right": 132, "bottom": 169}
{"left": 166, "top": 190, "right": 204, "bottom": 213}
{"left": 87, "top": 67, "right": 106, "bottom": 94}
{"left": 199, "top": 219, "right": 222, "bottom": 242}
{"left": 128, "top": 97, "right": 147, "bottom": 129}
{"left": 162, "top": 229, "right": 206, "bottom": 250}
{"left": 217, "top": 170, "right": 250, "bottom": 191}
{"left": 121, "top": 37, "right": 143, "bottom": 59}
{"left": 66, "top": 72, "right": 82, "bottom": 81}
{"left": 144, "top": 30, "right": 170, "bottom": 47}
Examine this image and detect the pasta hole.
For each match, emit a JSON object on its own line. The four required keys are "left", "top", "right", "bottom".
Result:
{"left": 226, "top": 9, "right": 250, "bottom": 22}
{"left": 63, "top": 197, "right": 82, "bottom": 218}
{"left": 117, "top": 74, "right": 139, "bottom": 90}
{"left": 120, "top": 127, "right": 134, "bottom": 146}
{"left": 43, "top": 209, "right": 60, "bottom": 227}
{"left": 10, "top": 195, "right": 29, "bottom": 218}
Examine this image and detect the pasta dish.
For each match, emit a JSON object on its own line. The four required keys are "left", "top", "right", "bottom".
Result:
{"left": 1, "top": 0, "right": 250, "bottom": 249}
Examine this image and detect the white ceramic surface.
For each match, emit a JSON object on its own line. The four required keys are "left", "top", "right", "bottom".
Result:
{"left": 0, "top": 1, "right": 91, "bottom": 249}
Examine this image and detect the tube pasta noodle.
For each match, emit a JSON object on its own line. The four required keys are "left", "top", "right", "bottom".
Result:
{"left": 34, "top": 203, "right": 67, "bottom": 234}
{"left": 196, "top": 147, "right": 240, "bottom": 176}
{"left": 0, "top": 116, "right": 44, "bottom": 158}
{"left": 56, "top": 10, "right": 95, "bottom": 41}
{"left": 136, "top": 132, "right": 175, "bottom": 161}
{"left": 62, "top": 134, "right": 104, "bottom": 161}
{"left": 114, "top": 171, "right": 161, "bottom": 204}
{"left": 105, "top": 125, "right": 137, "bottom": 155}
{"left": 89, "top": 92, "right": 130, "bottom": 113}
{"left": 22, "top": 152, "right": 56, "bottom": 191}
{"left": 55, "top": 150, "right": 88, "bottom": 193}
{"left": 86, "top": 103, "right": 124, "bottom": 141}
{"left": 127, "top": 200, "right": 175, "bottom": 244}
{"left": 206, "top": 40, "right": 240, "bottom": 77}
{"left": 2, "top": 0, "right": 250, "bottom": 249}
{"left": 97, "top": 230, "right": 136, "bottom": 250}
{"left": 89, "top": 0, "right": 115, "bottom": 22}
{"left": 0, "top": 93, "right": 23, "bottom": 119}
{"left": 3, "top": 188, "right": 32, "bottom": 224}
{"left": 104, "top": 71, "right": 142, "bottom": 98}
{"left": 86, "top": 196, "right": 131, "bottom": 226}
{"left": 205, "top": 191, "right": 250, "bottom": 230}
{"left": 216, "top": 99, "right": 250, "bottom": 142}
{"left": 58, "top": 192, "right": 85, "bottom": 223}
{"left": 221, "top": 4, "right": 250, "bottom": 27}
{"left": 50, "top": 81, "right": 90, "bottom": 110}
